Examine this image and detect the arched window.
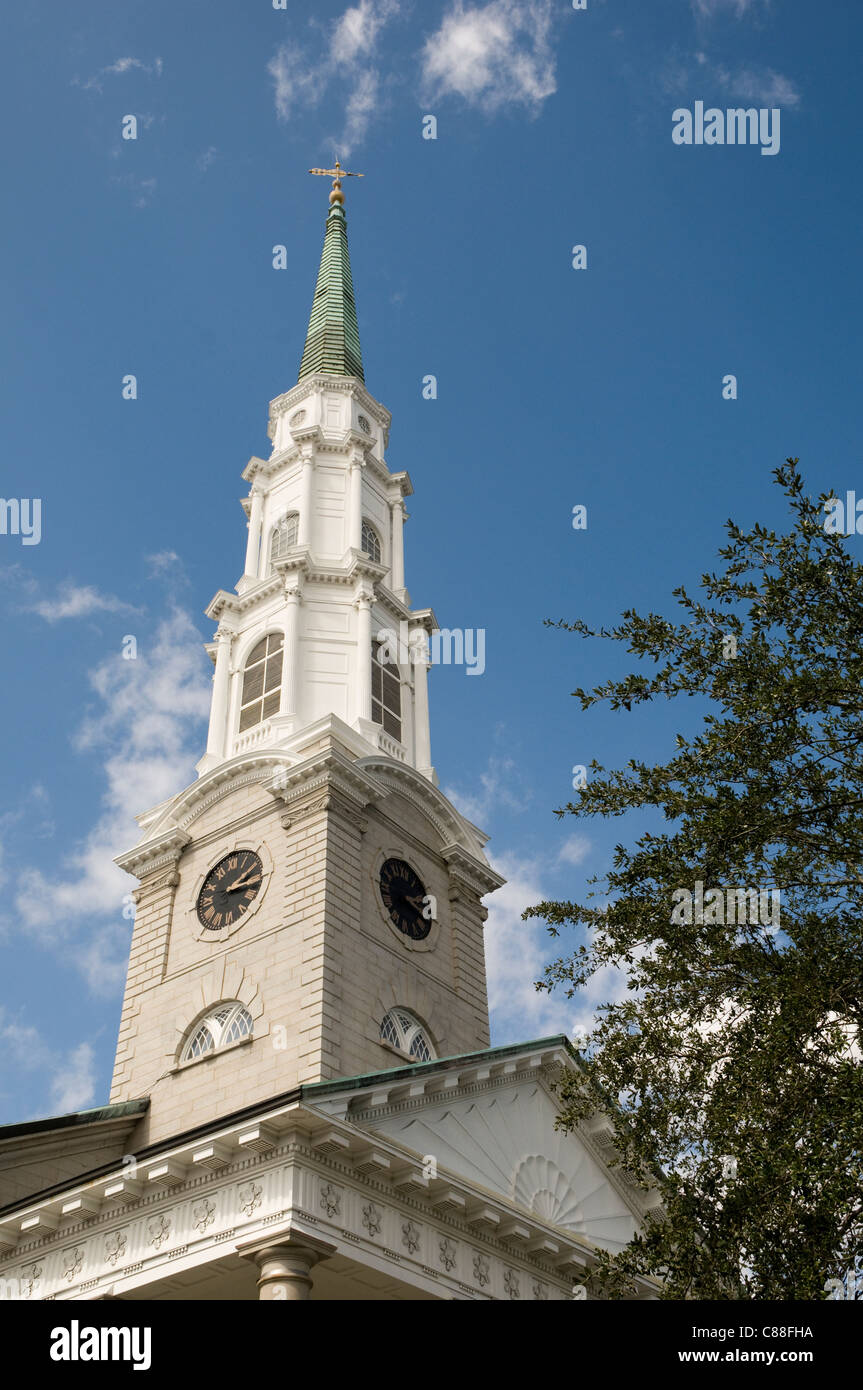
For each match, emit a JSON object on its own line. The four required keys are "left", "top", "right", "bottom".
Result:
{"left": 270, "top": 513, "right": 299, "bottom": 571}
{"left": 180, "top": 1002, "right": 253, "bottom": 1064}
{"left": 372, "top": 639, "right": 401, "bottom": 741}
{"left": 361, "top": 520, "right": 381, "bottom": 563}
{"left": 380, "top": 1009, "right": 435, "bottom": 1063}
{"left": 239, "top": 633, "right": 284, "bottom": 732}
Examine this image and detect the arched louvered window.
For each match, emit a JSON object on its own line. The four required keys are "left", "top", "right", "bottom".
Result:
{"left": 270, "top": 513, "right": 299, "bottom": 571}
{"left": 361, "top": 520, "right": 381, "bottom": 563}
{"left": 380, "top": 1009, "right": 435, "bottom": 1063}
{"left": 239, "top": 633, "right": 284, "bottom": 733}
{"left": 180, "top": 1002, "right": 253, "bottom": 1064}
{"left": 371, "top": 640, "right": 401, "bottom": 741}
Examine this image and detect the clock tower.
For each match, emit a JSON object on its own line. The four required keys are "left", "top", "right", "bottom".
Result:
{"left": 108, "top": 172, "right": 505, "bottom": 1148}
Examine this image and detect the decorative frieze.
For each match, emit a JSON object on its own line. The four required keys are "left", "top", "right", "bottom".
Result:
{"left": 0, "top": 1102, "right": 579, "bottom": 1302}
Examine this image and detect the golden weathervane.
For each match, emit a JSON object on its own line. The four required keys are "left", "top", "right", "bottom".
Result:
{"left": 309, "top": 159, "right": 365, "bottom": 205}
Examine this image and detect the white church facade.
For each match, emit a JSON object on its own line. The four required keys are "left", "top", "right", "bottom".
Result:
{"left": 0, "top": 171, "right": 659, "bottom": 1301}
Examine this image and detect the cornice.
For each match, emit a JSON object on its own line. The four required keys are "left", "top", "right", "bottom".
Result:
{"left": 114, "top": 828, "right": 191, "bottom": 880}
{"left": 356, "top": 758, "right": 492, "bottom": 862}
{"left": 441, "top": 843, "right": 506, "bottom": 897}
{"left": 0, "top": 1102, "right": 593, "bottom": 1301}
{"left": 268, "top": 749, "right": 378, "bottom": 818}
{"left": 268, "top": 375, "right": 392, "bottom": 432}
{"left": 119, "top": 756, "right": 293, "bottom": 859}
{"left": 205, "top": 574, "right": 284, "bottom": 623}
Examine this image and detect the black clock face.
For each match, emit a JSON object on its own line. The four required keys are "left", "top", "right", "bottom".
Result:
{"left": 379, "top": 858, "right": 431, "bottom": 940}
{"left": 197, "top": 850, "right": 264, "bottom": 931}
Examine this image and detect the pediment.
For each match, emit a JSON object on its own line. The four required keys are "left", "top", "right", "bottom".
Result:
{"left": 355, "top": 1078, "right": 641, "bottom": 1253}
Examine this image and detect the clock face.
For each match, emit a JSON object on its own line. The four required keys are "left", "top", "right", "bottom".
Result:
{"left": 379, "top": 858, "right": 431, "bottom": 941}
{"left": 197, "top": 850, "right": 264, "bottom": 931}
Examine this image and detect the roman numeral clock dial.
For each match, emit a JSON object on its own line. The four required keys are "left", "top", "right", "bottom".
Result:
{"left": 197, "top": 850, "right": 264, "bottom": 931}
{"left": 379, "top": 858, "right": 431, "bottom": 941}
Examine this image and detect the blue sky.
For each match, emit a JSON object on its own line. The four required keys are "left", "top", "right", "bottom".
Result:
{"left": 1, "top": 0, "right": 860, "bottom": 1121}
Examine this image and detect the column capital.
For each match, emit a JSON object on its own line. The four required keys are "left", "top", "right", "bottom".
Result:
{"left": 236, "top": 1226, "right": 336, "bottom": 1301}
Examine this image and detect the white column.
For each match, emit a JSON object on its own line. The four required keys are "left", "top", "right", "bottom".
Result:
{"left": 205, "top": 626, "right": 234, "bottom": 761}
{"left": 401, "top": 667, "right": 414, "bottom": 760}
{"left": 297, "top": 454, "right": 314, "bottom": 547}
{"left": 280, "top": 586, "right": 301, "bottom": 716}
{"left": 355, "top": 590, "right": 372, "bottom": 722}
{"left": 412, "top": 628, "right": 432, "bottom": 772}
{"left": 254, "top": 1246, "right": 318, "bottom": 1301}
{"left": 391, "top": 497, "right": 405, "bottom": 591}
{"left": 244, "top": 489, "right": 264, "bottom": 578}
{"left": 350, "top": 456, "right": 364, "bottom": 550}
{"left": 237, "top": 1231, "right": 335, "bottom": 1301}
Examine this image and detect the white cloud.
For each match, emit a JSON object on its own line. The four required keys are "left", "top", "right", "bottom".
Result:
{"left": 104, "top": 57, "right": 163, "bottom": 78}
{"left": 268, "top": 43, "right": 326, "bottom": 121}
{"left": 75, "top": 56, "right": 163, "bottom": 93}
{"left": 50, "top": 1042, "right": 97, "bottom": 1113}
{"left": 0, "top": 1010, "right": 54, "bottom": 1073}
{"left": 691, "top": 0, "right": 758, "bottom": 16}
{"left": 146, "top": 550, "right": 192, "bottom": 592}
{"left": 0, "top": 564, "right": 38, "bottom": 597}
{"left": 268, "top": 1, "right": 400, "bottom": 157}
{"left": 484, "top": 842, "right": 630, "bottom": 1048}
{"left": 331, "top": 0, "right": 400, "bottom": 64}
{"left": 421, "top": 0, "right": 557, "bottom": 114}
{"left": 660, "top": 52, "right": 799, "bottom": 110}
{"left": 0, "top": 1011, "right": 97, "bottom": 1116}
{"left": 31, "top": 581, "right": 135, "bottom": 623}
{"left": 0, "top": 786, "right": 55, "bottom": 889}
{"left": 196, "top": 147, "right": 218, "bottom": 173}
{"left": 339, "top": 69, "right": 382, "bottom": 154}
{"left": 485, "top": 852, "right": 578, "bottom": 1043}
{"left": 716, "top": 65, "right": 800, "bottom": 107}
{"left": 444, "top": 753, "right": 531, "bottom": 825}
{"left": 12, "top": 607, "right": 211, "bottom": 993}
{"left": 558, "top": 832, "right": 591, "bottom": 866}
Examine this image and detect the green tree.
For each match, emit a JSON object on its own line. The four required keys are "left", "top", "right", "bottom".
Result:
{"left": 527, "top": 463, "right": 863, "bottom": 1299}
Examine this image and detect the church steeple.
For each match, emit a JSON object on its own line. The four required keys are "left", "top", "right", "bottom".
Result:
{"left": 299, "top": 164, "right": 365, "bottom": 383}
{"left": 103, "top": 166, "right": 503, "bottom": 1153}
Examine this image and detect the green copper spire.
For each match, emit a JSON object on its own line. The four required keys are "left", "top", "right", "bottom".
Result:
{"left": 299, "top": 164, "right": 365, "bottom": 383}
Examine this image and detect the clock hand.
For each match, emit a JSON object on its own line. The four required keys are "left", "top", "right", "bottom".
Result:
{"left": 225, "top": 874, "right": 262, "bottom": 893}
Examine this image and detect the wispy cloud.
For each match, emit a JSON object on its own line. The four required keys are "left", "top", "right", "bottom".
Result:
{"left": 485, "top": 843, "right": 631, "bottom": 1049}
{"left": 331, "top": 0, "right": 400, "bottom": 63}
{"left": 74, "top": 56, "right": 163, "bottom": 94}
{"left": 485, "top": 851, "right": 578, "bottom": 1042}
{"left": 716, "top": 65, "right": 800, "bottom": 107}
{"left": 196, "top": 146, "right": 219, "bottom": 173}
{"left": 110, "top": 174, "right": 158, "bottom": 209}
{"left": 558, "top": 832, "right": 591, "bottom": 866}
{"left": 31, "top": 581, "right": 136, "bottom": 623}
{"left": 268, "top": 43, "right": 325, "bottom": 122}
{"left": 50, "top": 1042, "right": 97, "bottom": 1112}
{"left": 105, "top": 57, "right": 163, "bottom": 78}
{"left": 691, "top": 0, "right": 760, "bottom": 17}
{"left": 444, "top": 751, "right": 532, "bottom": 825}
{"left": 268, "top": 1, "right": 401, "bottom": 157}
{"left": 0, "top": 1010, "right": 97, "bottom": 1116}
{"left": 146, "top": 550, "right": 189, "bottom": 585}
{"left": 660, "top": 51, "right": 799, "bottom": 109}
{"left": 421, "top": 0, "right": 557, "bottom": 114}
{"left": 0, "top": 786, "right": 55, "bottom": 883}
{"left": 9, "top": 607, "right": 211, "bottom": 994}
